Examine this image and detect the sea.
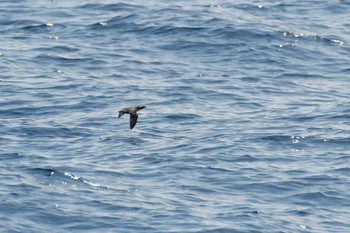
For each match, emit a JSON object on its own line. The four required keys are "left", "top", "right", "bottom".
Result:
{"left": 0, "top": 0, "right": 349, "bottom": 232}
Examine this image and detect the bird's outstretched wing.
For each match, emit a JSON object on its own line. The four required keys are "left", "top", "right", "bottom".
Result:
{"left": 129, "top": 113, "right": 138, "bottom": 129}
{"left": 118, "top": 110, "right": 126, "bottom": 118}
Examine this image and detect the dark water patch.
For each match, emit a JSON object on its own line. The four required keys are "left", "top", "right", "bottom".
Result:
{"left": 232, "top": 101, "right": 264, "bottom": 110}
{"left": 18, "top": 126, "right": 93, "bottom": 138}
{"left": 146, "top": 25, "right": 208, "bottom": 37}
{"left": 19, "top": 23, "right": 66, "bottom": 33}
{"left": 0, "top": 99, "right": 33, "bottom": 108}
{"left": 203, "top": 166, "right": 236, "bottom": 175}
{"left": 329, "top": 113, "right": 350, "bottom": 121}
{"left": 332, "top": 167, "right": 350, "bottom": 175}
{"left": 164, "top": 114, "right": 201, "bottom": 121}
{"left": 286, "top": 209, "right": 311, "bottom": 217}
{"left": 124, "top": 154, "right": 167, "bottom": 168}
{"left": 211, "top": 27, "right": 276, "bottom": 42}
{"left": 0, "top": 152, "right": 25, "bottom": 161}
{"left": 31, "top": 82, "right": 82, "bottom": 91}
{"left": 34, "top": 45, "right": 80, "bottom": 53}
{"left": 104, "top": 14, "right": 140, "bottom": 31}
{"left": 259, "top": 135, "right": 298, "bottom": 143}
{"left": 158, "top": 40, "right": 237, "bottom": 54}
{"left": 179, "top": 184, "right": 217, "bottom": 195}
{"left": 290, "top": 191, "right": 348, "bottom": 206}
{"left": 297, "top": 174, "right": 340, "bottom": 184}
{"left": 324, "top": 137, "right": 350, "bottom": 146}
{"left": 284, "top": 169, "right": 308, "bottom": 176}
{"left": 0, "top": 19, "right": 40, "bottom": 27}
{"left": 240, "top": 76, "right": 260, "bottom": 83}
{"left": 30, "top": 168, "right": 56, "bottom": 177}
{"left": 122, "top": 137, "right": 147, "bottom": 146}
{"left": 33, "top": 54, "right": 95, "bottom": 66}
{"left": 0, "top": 101, "right": 100, "bottom": 118}
{"left": 195, "top": 144, "right": 234, "bottom": 155}
{"left": 276, "top": 71, "right": 330, "bottom": 80}
{"left": 0, "top": 106, "right": 59, "bottom": 118}
{"left": 230, "top": 154, "right": 260, "bottom": 163}
{"left": 246, "top": 181, "right": 301, "bottom": 194}
{"left": 78, "top": 2, "right": 143, "bottom": 12}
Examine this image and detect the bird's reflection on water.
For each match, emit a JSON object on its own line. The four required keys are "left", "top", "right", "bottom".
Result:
{"left": 121, "top": 132, "right": 186, "bottom": 145}
{"left": 122, "top": 137, "right": 146, "bottom": 145}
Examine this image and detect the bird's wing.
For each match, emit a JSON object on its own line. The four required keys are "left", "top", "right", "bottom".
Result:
{"left": 129, "top": 113, "right": 138, "bottom": 129}
{"left": 118, "top": 111, "right": 125, "bottom": 118}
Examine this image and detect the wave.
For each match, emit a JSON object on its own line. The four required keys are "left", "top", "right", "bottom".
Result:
{"left": 29, "top": 167, "right": 110, "bottom": 189}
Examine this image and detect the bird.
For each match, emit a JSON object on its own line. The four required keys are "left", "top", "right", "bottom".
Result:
{"left": 118, "top": 105, "right": 146, "bottom": 129}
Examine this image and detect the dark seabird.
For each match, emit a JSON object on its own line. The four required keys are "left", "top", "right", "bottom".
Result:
{"left": 118, "top": 105, "right": 146, "bottom": 129}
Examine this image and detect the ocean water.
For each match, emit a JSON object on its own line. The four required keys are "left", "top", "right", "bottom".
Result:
{"left": 1, "top": 0, "right": 350, "bottom": 232}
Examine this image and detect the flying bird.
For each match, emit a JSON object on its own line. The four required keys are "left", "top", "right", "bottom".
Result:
{"left": 118, "top": 105, "right": 146, "bottom": 129}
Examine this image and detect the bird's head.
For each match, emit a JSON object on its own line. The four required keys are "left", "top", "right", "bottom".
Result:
{"left": 137, "top": 105, "right": 146, "bottom": 110}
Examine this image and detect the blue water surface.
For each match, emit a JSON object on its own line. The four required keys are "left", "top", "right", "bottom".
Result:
{"left": 1, "top": 0, "right": 350, "bottom": 232}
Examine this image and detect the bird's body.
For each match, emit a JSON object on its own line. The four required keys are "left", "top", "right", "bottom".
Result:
{"left": 118, "top": 105, "right": 145, "bottom": 129}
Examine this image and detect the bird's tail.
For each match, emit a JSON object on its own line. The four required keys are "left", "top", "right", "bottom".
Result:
{"left": 118, "top": 111, "right": 124, "bottom": 118}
